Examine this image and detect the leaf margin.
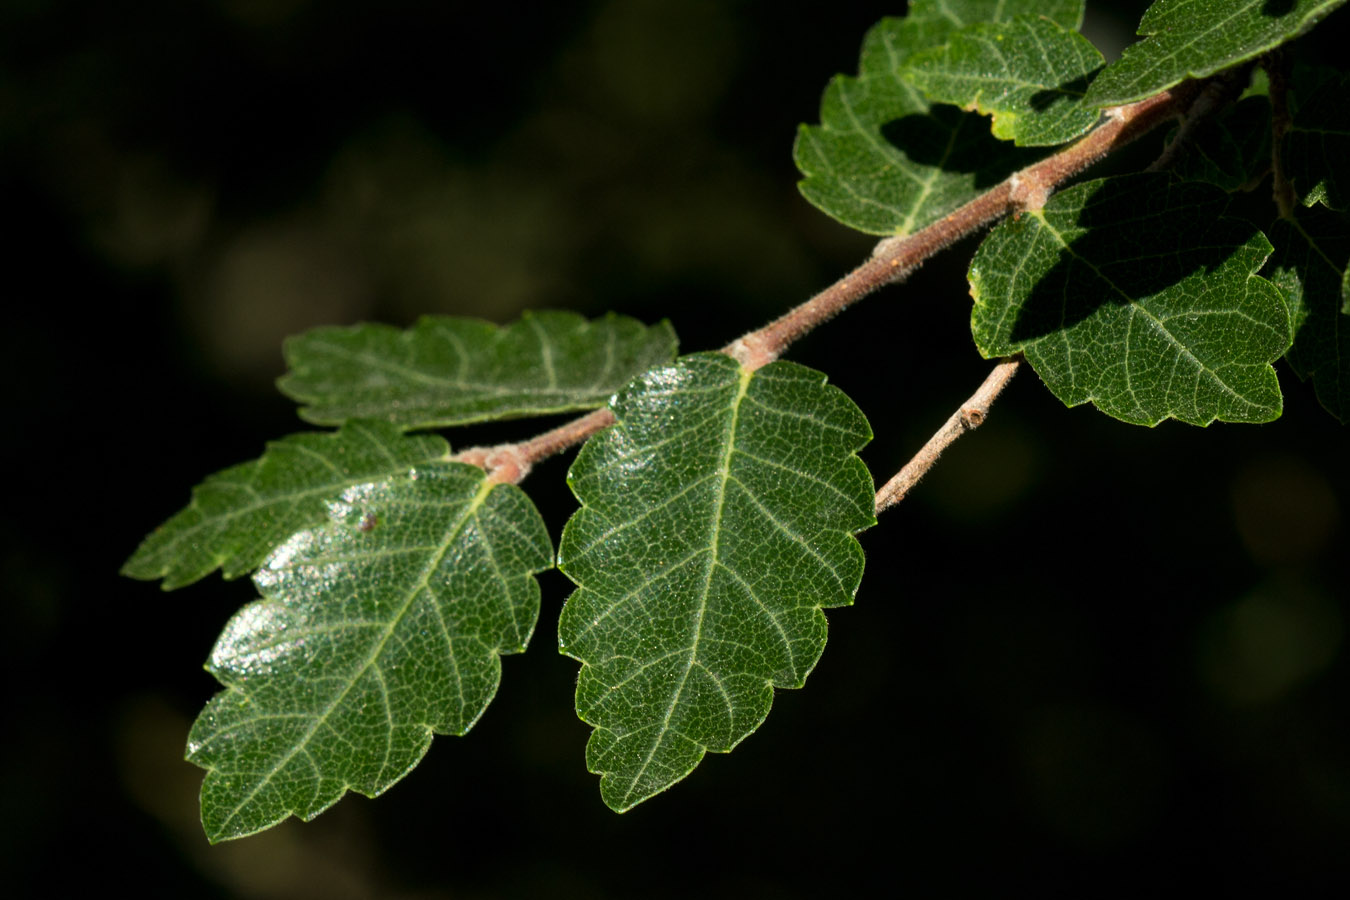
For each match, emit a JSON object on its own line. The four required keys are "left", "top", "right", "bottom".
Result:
{"left": 187, "top": 461, "right": 555, "bottom": 842}
{"left": 278, "top": 309, "right": 679, "bottom": 430}
{"left": 556, "top": 351, "right": 876, "bottom": 812}
{"left": 121, "top": 420, "right": 451, "bottom": 590}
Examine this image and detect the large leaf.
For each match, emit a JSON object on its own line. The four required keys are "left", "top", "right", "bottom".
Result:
{"left": 122, "top": 421, "right": 449, "bottom": 589}
{"left": 970, "top": 174, "right": 1291, "bottom": 425}
{"left": 901, "top": 14, "right": 1104, "bottom": 146}
{"left": 187, "top": 463, "right": 553, "bottom": 842}
{"left": 1267, "top": 208, "right": 1350, "bottom": 421}
{"left": 557, "top": 353, "right": 874, "bottom": 811}
{"left": 1085, "top": 0, "right": 1348, "bottom": 107}
{"left": 1285, "top": 71, "right": 1350, "bottom": 210}
{"left": 280, "top": 310, "right": 678, "bottom": 429}
{"left": 793, "top": 1, "right": 1082, "bottom": 235}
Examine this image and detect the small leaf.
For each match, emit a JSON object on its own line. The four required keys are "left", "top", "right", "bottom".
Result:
{"left": 793, "top": 2, "right": 1078, "bottom": 235}
{"left": 279, "top": 310, "right": 678, "bottom": 429}
{"left": 188, "top": 463, "right": 553, "bottom": 842}
{"left": 970, "top": 174, "right": 1292, "bottom": 425}
{"left": 1266, "top": 207, "right": 1350, "bottom": 421}
{"left": 557, "top": 353, "right": 874, "bottom": 811}
{"left": 1085, "top": 0, "right": 1348, "bottom": 107}
{"left": 902, "top": 15, "right": 1105, "bottom": 147}
{"left": 1285, "top": 71, "right": 1350, "bottom": 209}
{"left": 122, "top": 421, "right": 449, "bottom": 589}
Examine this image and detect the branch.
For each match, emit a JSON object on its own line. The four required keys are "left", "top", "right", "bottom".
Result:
{"left": 874, "top": 358, "right": 1022, "bottom": 515}
{"left": 726, "top": 84, "right": 1194, "bottom": 370}
{"left": 1265, "top": 49, "right": 1296, "bottom": 219}
{"left": 454, "top": 407, "right": 615, "bottom": 485}
{"left": 1145, "top": 66, "right": 1250, "bottom": 175}
{"left": 458, "top": 83, "right": 1195, "bottom": 482}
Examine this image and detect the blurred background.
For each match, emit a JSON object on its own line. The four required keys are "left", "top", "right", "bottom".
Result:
{"left": 4, "top": 0, "right": 1349, "bottom": 895}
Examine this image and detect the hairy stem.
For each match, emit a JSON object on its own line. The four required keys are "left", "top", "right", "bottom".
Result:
{"left": 459, "top": 84, "right": 1194, "bottom": 483}
{"left": 874, "top": 358, "right": 1021, "bottom": 514}
{"left": 727, "top": 84, "right": 1193, "bottom": 370}
{"left": 453, "top": 407, "right": 616, "bottom": 484}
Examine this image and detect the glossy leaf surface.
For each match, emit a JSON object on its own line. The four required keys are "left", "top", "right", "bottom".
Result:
{"left": 793, "top": 1, "right": 1082, "bottom": 235}
{"left": 188, "top": 463, "right": 553, "bottom": 841}
{"left": 902, "top": 15, "right": 1104, "bottom": 146}
{"left": 123, "top": 421, "right": 449, "bottom": 589}
{"left": 1267, "top": 209, "right": 1350, "bottom": 421}
{"left": 557, "top": 353, "right": 874, "bottom": 811}
{"left": 280, "top": 311, "right": 678, "bottom": 429}
{"left": 1085, "top": 0, "right": 1347, "bottom": 107}
{"left": 970, "top": 175, "right": 1291, "bottom": 425}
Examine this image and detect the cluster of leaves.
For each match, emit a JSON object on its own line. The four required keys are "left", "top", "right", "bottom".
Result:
{"left": 796, "top": 0, "right": 1348, "bottom": 424}
{"left": 126, "top": 0, "right": 1349, "bottom": 842}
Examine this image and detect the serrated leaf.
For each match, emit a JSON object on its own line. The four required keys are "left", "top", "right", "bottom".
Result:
{"left": 901, "top": 15, "right": 1104, "bottom": 147}
{"left": 793, "top": 2, "right": 1081, "bottom": 235}
{"left": 556, "top": 353, "right": 874, "bottom": 811}
{"left": 1267, "top": 208, "right": 1350, "bottom": 421}
{"left": 187, "top": 463, "right": 553, "bottom": 842}
{"left": 1167, "top": 95, "right": 1272, "bottom": 191}
{"left": 1085, "top": 0, "right": 1348, "bottom": 107}
{"left": 1285, "top": 71, "right": 1350, "bottom": 210}
{"left": 122, "top": 421, "right": 449, "bottom": 590}
{"left": 279, "top": 310, "right": 678, "bottom": 429}
{"left": 970, "top": 174, "right": 1291, "bottom": 425}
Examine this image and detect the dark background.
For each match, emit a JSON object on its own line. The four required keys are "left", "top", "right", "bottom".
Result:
{"left": 5, "top": 1, "right": 1349, "bottom": 896}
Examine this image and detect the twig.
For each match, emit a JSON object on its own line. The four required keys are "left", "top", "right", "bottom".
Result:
{"left": 453, "top": 407, "right": 615, "bottom": 484}
{"left": 727, "top": 84, "right": 1194, "bottom": 370}
{"left": 1145, "top": 66, "right": 1250, "bottom": 175}
{"left": 874, "top": 358, "right": 1022, "bottom": 514}
{"left": 458, "top": 83, "right": 1195, "bottom": 483}
{"left": 1265, "top": 49, "right": 1296, "bottom": 219}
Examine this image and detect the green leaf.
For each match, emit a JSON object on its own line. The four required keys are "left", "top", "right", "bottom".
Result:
{"left": 1285, "top": 71, "right": 1350, "bottom": 209}
{"left": 1085, "top": 0, "right": 1348, "bottom": 107}
{"left": 279, "top": 310, "right": 678, "bottom": 430}
{"left": 927, "top": 0, "right": 1085, "bottom": 31}
{"left": 1167, "top": 95, "right": 1272, "bottom": 192}
{"left": 122, "top": 421, "right": 449, "bottom": 590}
{"left": 557, "top": 353, "right": 874, "bottom": 811}
{"left": 793, "top": 1, "right": 1081, "bottom": 235}
{"left": 970, "top": 174, "right": 1292, "bottom": 425}
{"left": 1267, "top": 208, "right": 1350, "bottom": 421}
{"left": 187, "top": 463, "right": 553, "bottom": 842}
{"left": 901, "top": 15, "right": 1105, "bottom": 147}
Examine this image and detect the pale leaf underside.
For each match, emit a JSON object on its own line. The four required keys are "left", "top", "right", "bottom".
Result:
{"left": 187, "top": 464, "right": 553, "bottom": 842}
{"left": 970, "top": 174, "right": 1292, "bottom": 425}
{"left": 558, "top": 353, "right": 874, "bottom": 812}
{"left": 280, "top": 310, "right": 678, "bottom": 429}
